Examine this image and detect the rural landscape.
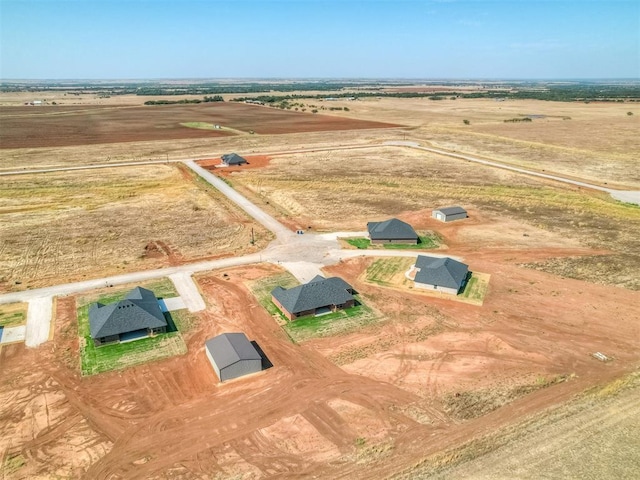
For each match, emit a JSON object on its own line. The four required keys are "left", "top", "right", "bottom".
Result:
{"left": 1, "top": 78, "right": 639, "bottom": 480}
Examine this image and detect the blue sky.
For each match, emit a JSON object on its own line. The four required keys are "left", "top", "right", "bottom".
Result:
{"left": 1, "top": 0, "right": 638, "bottom": 79}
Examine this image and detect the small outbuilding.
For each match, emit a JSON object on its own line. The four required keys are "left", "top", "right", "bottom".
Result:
{"left": 220, "top": 153, "right": 248, "bottom": 166}
{"left": 367, "top": 218, "right": 419, "bottom": 244}
{"left": 89, "top": 287, "right": 167, "bottom": 346}
{"left": 271, "top": 275, "right": 356, "bottom": 320}
{"left": 412, "top": 255, "right": 470, "bottom": 295}
{"left": 432, "top": 206, "right": 468, "bottom": 222}
{"left": 205, "top": 332, "right": 262, "bottom": 382}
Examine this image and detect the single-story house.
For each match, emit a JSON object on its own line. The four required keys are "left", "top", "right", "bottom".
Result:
{"left": 367, "top": 218, "right": 419, "bottom": 244}
{"left": 89, "top": 287, "right": 167, "bottom": 346}
{"left": 220, "top": 153, "right": 248, "bottom": 166}
{"left": 205, "top": 332, "right": 262, "bottom": 382}
{"left": 271, "top": 275, "right": 356, "bottom": 320}
{"left": 432, "top": 206, "right": 468, "bottom": 222}
{"left": 412, "top": 255, "right": 470, "bottom": 295}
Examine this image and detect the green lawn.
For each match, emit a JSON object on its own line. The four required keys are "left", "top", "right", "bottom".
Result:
{"left": 248, "top": 272, "right": 381, "bottom": 342}
{"left": 459, "top": 273, "right": 491, "bottom": 304}
{"left": 345, "top": 234, "right": 440, "bottom": 250}
{"left": 365, "top": 257, "right": 415, "bottom": 286}
{"left": 0, "top": 304, "right": 27, "bottom": 327}
{"left": 283, "top": 300, "right": 379, "bottom": 342}
{"left": 77, "top": 281, "right": 188, "bottom": 376}
{"left": 77, "top": 278, "right": 179, "bottom": 307}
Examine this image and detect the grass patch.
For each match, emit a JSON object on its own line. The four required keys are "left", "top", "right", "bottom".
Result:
{"left": 247, "top": 271, "right": 300, "bottom": 320}
{"left": 346, "top": 237, "right": 372, "bottom": 249}
{"left": 3, "top": 454, "right": 26, "bottom": 475}
{"left": 345, "top": 234, "right": 440, "bottom": 250}
{"left": 283, "top": 299, "right": 380, "bottom": 342}
{"left": 459, "top": 273, "right": 491, "bottom": 304}
{"left": 365, "top": 257, "right": 416, "bottom": 286}
{"left": 0, "top": 303, "right": 27, "bottom": 327}
{"left": 77, "top": 283, "right": 188, "bottom": 376}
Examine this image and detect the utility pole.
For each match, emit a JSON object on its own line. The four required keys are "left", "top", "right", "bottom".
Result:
{"left": 251, "top": 227, "right": 255, "bottom": 245}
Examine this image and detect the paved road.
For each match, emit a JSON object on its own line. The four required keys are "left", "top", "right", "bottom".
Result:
{"left": 384, "top": 141, "right": 640, "bottom": 206}
{"left": 168, "top": 272, "right": 206, "bottom": 312}
{"left": 25, "top": 296, "right": 52, "bottom": 347}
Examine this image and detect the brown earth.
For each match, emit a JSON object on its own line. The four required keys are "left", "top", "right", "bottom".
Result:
{"left": 0, "top": 102, "right": 399, "bottom": 149}
{"left": 197, "top": 155, "right": 273, "bottom": 176}
{"left": 2, "top": 240, "right": 639, "bottom": 478}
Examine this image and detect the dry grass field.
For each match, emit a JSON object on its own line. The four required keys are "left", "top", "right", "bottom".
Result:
{"left": 0, "top": 164, "right": 270, "bottom": 292}
{"left": 227, "top": 145, "right": 640, "bottom": 289}
{"left": 299, "top": 97, "right": 640, "bottom": 188}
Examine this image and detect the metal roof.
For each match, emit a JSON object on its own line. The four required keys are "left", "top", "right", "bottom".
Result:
{"left": 414, "top": 256, "right": 469, "bottom": 290}
{"left": 205, "top": 333, "right": 261, "bottom": 369}
{"left": 221, "top": 153, "right": 248, "bottom": 165}
{"left": 271, "top": 275, "right": 354, "bottom": 315}
{"left": 367, "top": 218, "right": 418, "bottom": 240}
{"left": 89, "top": 287, "right": 167, "bottom": 339}
{"left": 434, "top": 206, "right": 467, "bottom": 216}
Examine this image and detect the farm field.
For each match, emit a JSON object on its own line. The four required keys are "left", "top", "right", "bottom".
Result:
{"left": 0, "top": 163, "right": 270, "bottom": 292}
{"left": 0, "top": 101, "right": 398, "bottom": 149}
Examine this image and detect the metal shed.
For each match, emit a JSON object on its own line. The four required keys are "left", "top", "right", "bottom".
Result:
{"left": 432, "top": 206, "right": 468, "bottom": 222}
{"left": 205, "top": 333, "right": 262, "bottom": 382}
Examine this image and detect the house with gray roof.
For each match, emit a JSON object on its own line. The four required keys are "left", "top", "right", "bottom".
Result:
{"left": 205, "top": 332, "right": 263, "bottom": 382}
{"left": 220, "top": 153, "right": 248, "bottom": 166}
{"left": 412, "top": 256, "right": 470, "bottom": 295}
{"left": 367, "top": 218, "right": 419, "bottom": 244}
{"left": 89, "top": 287, "right": 167, "bottom": 346}
{"left": 432, "top": 206, "right": 468, "bottom": 222}
{"left": 271, "top": 275, "right": 356, "bottom": 320}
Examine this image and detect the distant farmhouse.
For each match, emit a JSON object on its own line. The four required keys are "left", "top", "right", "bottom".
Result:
{"left": 89, "top": 287, "right": 167, "bottom": 346}
{"left": 220, "top": 153, "right": 248, "bottom": 166}
{"left": 432, "top": 206, "right": 468, "bottom": 223}
{"left": 271, "top": 275, "right": 356, "bottom": 320}
{"left": 367, "top": 218, "right": 419, "bottom": 244}
{"left": 205, "top": 332, "right": 262, "bottom": 382}
{"left": 412, "top": 256, "right": 470, "bottom": 295}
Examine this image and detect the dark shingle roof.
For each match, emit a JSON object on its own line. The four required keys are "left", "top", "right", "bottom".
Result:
{"left": 271, "top": 275, "right": 354, "bottom": 315}
{"left": 205, "top": 333, "right": 261, "bottom": 369}
{"left": 221, "top": 153, "right": 247, "bottom": 165}
{"left": 367, "top": 218, "right": 418, "bottom": 241}
{"left": 434, "top": 206, "right": 467, "bottom": 216}
{"left": 414, "top": 256, "right": 469, "bottom": 290}
{"left": 89, "top": 287, "right": 166, "bottom": 339}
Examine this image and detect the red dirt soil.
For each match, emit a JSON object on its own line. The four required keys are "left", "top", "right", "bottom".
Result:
{"left": 197, "top": 155, "right": 272, "bottom": 176}
{"left": 0, "top": 103, "right": 399, "bottom": 149}
{"left": 2, "top": 244, "right": 639, "bottom": 479}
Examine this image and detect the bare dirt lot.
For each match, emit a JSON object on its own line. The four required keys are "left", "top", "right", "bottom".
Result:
{"left": 0, "top": 164, "right": 270, "bottom": 292}
{"left": 0, "top": 102, "right": 398, "bottom": 149}
{"left": 1, "top": 255, "right": 638, "bottom": 479}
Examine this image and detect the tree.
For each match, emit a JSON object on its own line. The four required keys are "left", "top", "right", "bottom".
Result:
{"left": 463, "top": 119, "right": 470, "bottom": 125}
{"left": 312, "top": 109, "right": 318, "bottom": 114}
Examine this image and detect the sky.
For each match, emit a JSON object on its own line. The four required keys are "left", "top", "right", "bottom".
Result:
{"left": 1, "top": 0, "right": 638, "bottom": 79}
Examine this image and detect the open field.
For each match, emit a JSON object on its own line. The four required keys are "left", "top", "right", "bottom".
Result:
{"left": 289, "top": 97, "right": 640, "bottom": 188}
{"left": 0, "top": 102, "right": 398, "bottom": 149}
{"left": 228, "top": 145, "right": 640, "bottom": 289}
{"left": 1, "top": 90, "right": 639, "bottom": 478}
{"left": 0, "top": 164, "right": 270, "bottom": 292}
{"left": 399, "top": 372, "right": 640, "bottom": 479}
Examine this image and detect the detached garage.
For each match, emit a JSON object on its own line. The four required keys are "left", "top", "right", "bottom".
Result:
{"left": 205, "top": 333, "right": 262, "bottom": 382}
{"left": 432, "top": 206, "right": 468, "bottom": 222}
